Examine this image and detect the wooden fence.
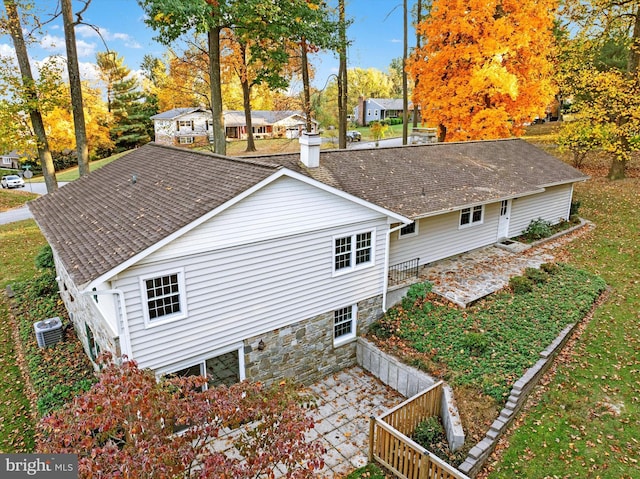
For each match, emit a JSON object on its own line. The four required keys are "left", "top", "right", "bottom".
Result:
{"left": 369, "top": 381, "right": 469, "bottom": 479}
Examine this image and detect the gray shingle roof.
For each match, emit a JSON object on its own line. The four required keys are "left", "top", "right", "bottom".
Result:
{"left": 29, "top": 144, "right": 280, "bottom": 287}
{"left": 29, "top": 138, "right": 587, "bottom": 288}
{"left": 150, "top": 107, "right": 208, "bottom": 120}
{"left": 277, "top": 138, "right": 587, "bottom": 219}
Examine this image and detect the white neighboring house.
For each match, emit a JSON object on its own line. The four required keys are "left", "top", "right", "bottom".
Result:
{"left": 150, "top": 108, "right": 318, "bottom": 147}
{"left": 29, "top": 137, "right": 588, "bottom": 387}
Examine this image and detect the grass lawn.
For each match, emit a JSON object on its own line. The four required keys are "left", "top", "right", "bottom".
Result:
{"left": 483, "top": 176, "right": 640, "bottom": 478}
{"left": 0, "top": 189, "right": 38, "bottom": 212}
{"left": 0, "top": 220, "right": 47, "bottom": 452}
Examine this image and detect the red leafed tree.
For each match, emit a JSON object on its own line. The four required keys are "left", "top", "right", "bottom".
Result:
{"left": 407, "top": 0, "right": 557, "bottom": 142}
{"left": 37, "top": 355, "right": 325, "bottom": 478}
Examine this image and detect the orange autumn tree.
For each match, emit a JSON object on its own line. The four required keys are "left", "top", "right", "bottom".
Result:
{"left": 408, "top": 0, "right": 557, "bottom": 142}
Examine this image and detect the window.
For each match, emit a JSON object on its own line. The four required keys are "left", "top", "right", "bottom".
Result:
{"left": 333, "top": 231, "right": 374, "bottom": 274}
{"left": 459, "top": 205, "right": 484, "bottom": 227}
{"left": 2, "top": 157, "right": 10, "bottom": 165}
{"left": 399, "top": 221, "right": 418, "bottom": 238}
{"left": 177, "top": 120, "right": 193, "bottom": 130}
{"left": 164, "top": 347, "right": 243, "bottom": 390}
{"left": 334, "top": 305, "right": 357, "bottom": 346}
{"left": 179, "top": 136, "right": 194, "bottom": 144}
{"left": 141, "top": 270, "right": 186, "bottom": 326}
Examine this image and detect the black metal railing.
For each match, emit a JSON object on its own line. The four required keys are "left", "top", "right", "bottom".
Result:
{"left": 389, "top": 258, "right": 420, "bottom": 285}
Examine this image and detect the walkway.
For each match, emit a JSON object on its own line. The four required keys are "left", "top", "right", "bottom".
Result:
{"left": 409, "top": 221, "right": 593, "bottom": 308}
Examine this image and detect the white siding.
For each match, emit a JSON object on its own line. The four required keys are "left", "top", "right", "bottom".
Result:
{"left": 389, "top": 203, "right": 501, "bottom": 267}
{"left": 113, "top": 178, "right": 389, "bottom": 371}
{"left": 143, "top": 176, "right": 384, "bottom": 263}
{"left": 508, "top": 184, "right": 573, "bottom": 237}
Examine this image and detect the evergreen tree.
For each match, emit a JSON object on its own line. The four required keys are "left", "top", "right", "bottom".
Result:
{"left": 110, "top": 73, "right": 151, "bottom": 151}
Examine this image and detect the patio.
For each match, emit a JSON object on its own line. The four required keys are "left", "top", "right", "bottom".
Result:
{"left": 394, "top": 221, "right": 592, "bottom": 308}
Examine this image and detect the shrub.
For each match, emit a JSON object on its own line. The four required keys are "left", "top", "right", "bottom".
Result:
{"left": 461, "top": 331, "right": 489, "bottom": 355}
{"left": 412, "top": 416, "right": 445, "bottom": 446}
{"left": 522, "top": 218, "right": 553, "bottom": 241}
{"left": 540, "top": 262, "right": 559, "bottom": 275}
{"left": 509, "top": 275, "right": 534, "bottom": 294}
{"left": 407, "top": 282, "right": 432, "bottom": 302}
{"left": 524, "top": 267, "right": 548, "bottom": 284}
{"left": 34, "top": 245, "right": 55, "bottom": 270}
{"left": 570, "top": 200, "right": 581, "bottom": 217}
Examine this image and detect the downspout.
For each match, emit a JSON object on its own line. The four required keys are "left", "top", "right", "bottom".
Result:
{"left": 383, "top": 223, "right": 408, "bottom": 312}
{"left": 82, "top": 289, "right": 132, "bottom": 360}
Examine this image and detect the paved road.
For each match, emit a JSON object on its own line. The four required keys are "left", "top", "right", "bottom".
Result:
{"left": 0, "top": 182, "right": 68, "bottom": 225}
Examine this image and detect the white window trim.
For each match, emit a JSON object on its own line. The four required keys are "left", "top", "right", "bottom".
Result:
{"left": 333, "top": 304, "right": 357, "bottom": 347}
{"left": 398, "top": 221, "right": 419, "bottom": 239}
{"left": 140, "top": 268, "right": 188, "bottom": 328}
{"left": 179, "top": 136, "right": 195, "bottom": 144}
{"left": 157, "top": 343, "right": 246, "bottom": 388}
{"left": 459, "top": 205, "right": 484, "bottom": 229}
{"left": 332, "top": 229, "right": 376, "bottom": 277}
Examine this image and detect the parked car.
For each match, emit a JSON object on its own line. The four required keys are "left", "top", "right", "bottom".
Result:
{"left": 1, "top": 174, "right": 25, "bottom": 189}
{"left": 346, "top": 130, "right": 362, "bottom": 142}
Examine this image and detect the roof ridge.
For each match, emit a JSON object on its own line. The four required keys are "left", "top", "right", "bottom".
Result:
{"left": 146, "top": 142, "right": 283, "bottom": 170}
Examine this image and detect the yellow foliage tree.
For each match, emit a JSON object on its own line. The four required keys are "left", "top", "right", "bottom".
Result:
{"left": 407, "top": 0, "right": 557, "bottom": 142}
{"left": 44, "top": 84, "right": 113, "bottom": 157}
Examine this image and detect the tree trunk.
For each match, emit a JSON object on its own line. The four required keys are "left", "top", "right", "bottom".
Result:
{"left": 338, "top": 0, "right": 347, "bottom": 149}
{"left": 4, "top": 0, "right": 58, "bottom": 193}
{"left": 242, "top": 78, "right": 256, "bottom": 152}
{"left": 61, "top": 0, "right": 89, "bottom": 177}
{"left": 438, "top": 123, "right": 447, "bottom": 142}
{"left": 239, "top": 44, "right": 256, "bottom": 153}
{"left": 208, "top": 28, "right": 226, "bottom": 155}
{"left": 607, "top": 158, "right": 627, "bottom": 180}
{"left": 301, "top": 39, "right": 312, "bottom": 133}
{"left": 402, "top": 0, "right": 408, "bottom": 145}
{"left": 413, "top": 0, "right": 422, "bottom": 128}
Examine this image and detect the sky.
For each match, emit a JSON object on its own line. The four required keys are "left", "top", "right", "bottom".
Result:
{"left": 0, "top": 0, "right": 413, "bottom": 91}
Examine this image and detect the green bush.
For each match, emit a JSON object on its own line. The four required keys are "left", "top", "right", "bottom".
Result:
{"left": 540, "top": 262, "right": 559, "bottom": 274}
{"left": 509, "top": 275, "right": 534, "bottom": 294}
{"left": 570, "top": 200, "right": 581, "bottom": 217}
{"left": 461, "top": 331, "right": 489, "bottom": 355}
{"left": 522, "top": 218, "right": 553, "bottom": 241}
{"left": 34, "top": 245, "right": 55, "bottom": 270}
{"left": 525, "top": 267, "right": 548, "bottom": 284}
{"left": 412, "top": 416, "right": 445, "bottom": 446}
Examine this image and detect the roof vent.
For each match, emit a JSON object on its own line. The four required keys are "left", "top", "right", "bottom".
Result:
{"left": 34, "top": 317, "right": 63, "bottom": 348}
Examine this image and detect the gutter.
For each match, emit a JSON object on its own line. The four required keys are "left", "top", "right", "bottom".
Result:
{"left": 82, "top": 289, "right": 132, "bottom": 360}
{"left": 383, "top": 223, "right": 409, "bottom": 312}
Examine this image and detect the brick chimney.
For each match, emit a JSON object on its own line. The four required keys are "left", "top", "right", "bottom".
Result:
{"left": 299, "top": 133, "right": 321, "bottom": 168}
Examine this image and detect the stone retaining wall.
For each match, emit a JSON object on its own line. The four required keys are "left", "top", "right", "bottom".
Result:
{"left": 356, "top": 338, "right": 465, "bottom": 451}
{"left": 457, "top": 323, "right": 577, "bottom": 477}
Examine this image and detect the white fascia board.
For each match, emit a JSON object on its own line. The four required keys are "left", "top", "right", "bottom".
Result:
{"left": 84, "top": 167, "right": 410, "bottom": 291}
{"left": 412, "top": 188, "right": 546, "bottom": 221}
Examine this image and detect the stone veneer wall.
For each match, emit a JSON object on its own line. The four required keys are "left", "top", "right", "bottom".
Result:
{"left": 54, "top": 254, "right": 120, "bottom": 366}
{"left": 357, "top": 338, "right": 465, "bottom": 452}
{"left": 244, "top": 295, "right": 383, "bottom": 386}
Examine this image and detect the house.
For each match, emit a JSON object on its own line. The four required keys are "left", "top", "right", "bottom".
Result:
{"left": 28, "top": 137, "right": 587, "bottom": 388}
{"left": 1, "top": 151, "right": 22, "bottom": 170}
{"left": 150, "top": 108, "right": 318, "bottom": 147}
{"left": 354, "top": 97, "right": 419, "bottom": 126}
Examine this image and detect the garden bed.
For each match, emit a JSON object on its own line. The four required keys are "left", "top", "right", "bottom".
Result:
{"left": 367, "top": 264, "right": 606, "bottom": 458}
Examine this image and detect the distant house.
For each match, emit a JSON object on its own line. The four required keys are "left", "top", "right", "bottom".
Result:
{"left": 29, "top": 137, "right": 587, "bottom": 387}
{"left": 1, "top": 151, "right": 22, "bottom": 170}
{"left": 354, "top": 97, "right": 419, "bottom": 126}
{"left": 150, "top": 108, "right": 318, "bottom": 146}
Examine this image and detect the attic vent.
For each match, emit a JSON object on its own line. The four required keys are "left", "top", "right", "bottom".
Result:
{"left": 34, "top": 317, "right": 63, "bottom": 348}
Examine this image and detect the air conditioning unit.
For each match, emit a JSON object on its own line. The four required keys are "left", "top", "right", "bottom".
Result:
{"left": 34, "top": 317, "right": 63, "bottom": 348}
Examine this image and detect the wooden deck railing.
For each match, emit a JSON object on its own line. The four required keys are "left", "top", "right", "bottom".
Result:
{"left": 369, "top": 381, "right": 470, "bottom": 479}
